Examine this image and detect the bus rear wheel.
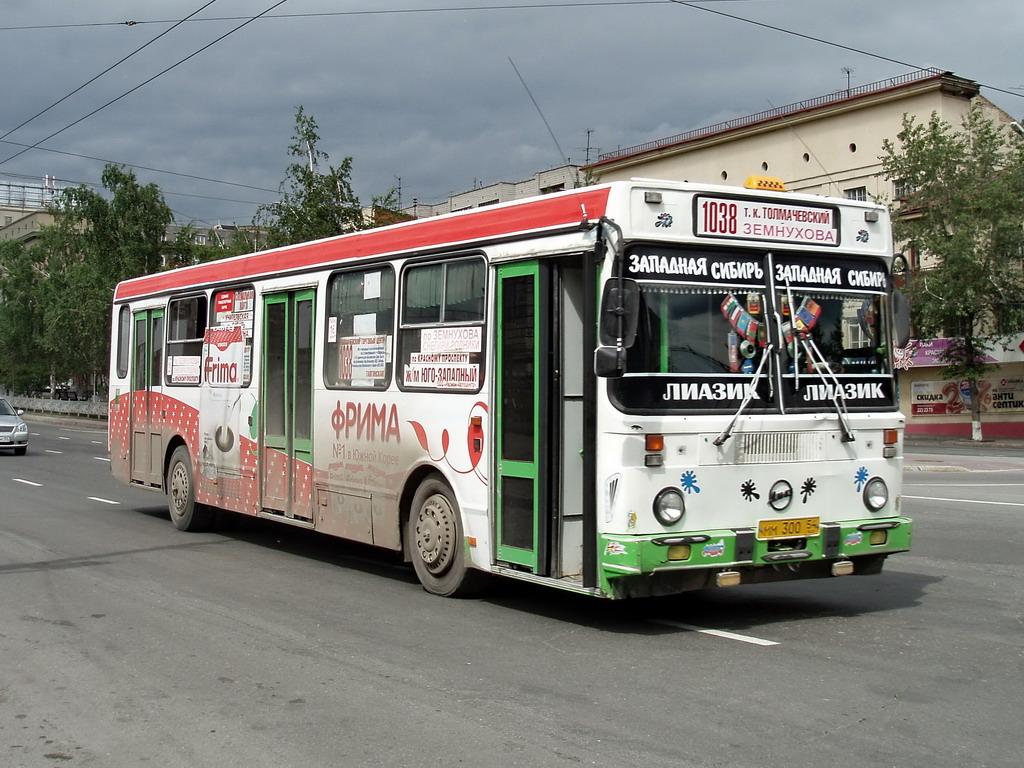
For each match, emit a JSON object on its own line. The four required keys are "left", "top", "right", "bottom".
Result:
{"left": 407, "top": 477, "right": 487, "bottom": 597}
{"left": 167, "top": 446, "right": 213, "bottom": 532}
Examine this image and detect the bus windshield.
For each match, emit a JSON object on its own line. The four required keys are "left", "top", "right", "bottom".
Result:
{"left": 778, "top": 291, "right": 890, "bottom": 375}
{"left": 610, "top": 246, "right": 896, "bottom": 413}
{"left": 625, "top": 284, "right": 769, "bottom": 376}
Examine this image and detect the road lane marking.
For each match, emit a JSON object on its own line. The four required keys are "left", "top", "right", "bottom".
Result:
{"left": 57, "top": 436, "right": 70, "bottom": 441}
{"left": 91, "top": 440, "right": 104, "bottom": 445}
{"left": 903, "top": 495, "right": 1024, "bottom": 508}
{"left": 87, "top": 497, "right": 120, "bottom": 505}
{"left": 94, "top": 457, "right": 111, "bottom": 462}
{"left": 45, "top": 449, "right": 63, "bottom": 454}
{"left": 30, "top": 432, "right": 40, "bottom": 436}
{"left": 13, "top": 479, "right": 42, "bottom": 487}
{"left": 651, "top": 620, "right": 779, "bottom": 646}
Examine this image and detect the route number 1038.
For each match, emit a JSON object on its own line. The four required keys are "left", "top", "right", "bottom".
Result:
{"left": 700, "top": 199, "right": 738, "bottom": 235}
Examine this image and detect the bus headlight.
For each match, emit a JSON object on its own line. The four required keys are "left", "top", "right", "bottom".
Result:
{"left": 653, "top": 488, "right": 685, "bottom": 526}
{"left": 863, "top": 477, "right": 889, "bottom": 511}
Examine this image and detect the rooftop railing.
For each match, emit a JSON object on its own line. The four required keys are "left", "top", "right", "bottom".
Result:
{"left": 596, "top": 68, "right": 946, "bottom": 163}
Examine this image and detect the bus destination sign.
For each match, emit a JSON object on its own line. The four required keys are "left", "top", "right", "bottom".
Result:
{"left": 695, "top": 196, "right": 839, "bottom": 247}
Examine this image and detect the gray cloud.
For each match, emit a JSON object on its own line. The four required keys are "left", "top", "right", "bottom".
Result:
{"left": 1, "top": 0, "right": 1021, "bottom": 225}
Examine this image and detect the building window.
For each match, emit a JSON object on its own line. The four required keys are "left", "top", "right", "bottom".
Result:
{"left": 540, "top": 184, "right": 565, "bottom": 194}
{"left": 844, "top": 186, "right": 867, "bottom": 202}
{"left": 893, "top": 179, "right": 916, "bottom": 200}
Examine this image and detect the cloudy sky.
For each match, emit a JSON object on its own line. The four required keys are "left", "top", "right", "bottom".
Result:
{"left": 1, "top": 0, "right": 1022, "bottom": 226}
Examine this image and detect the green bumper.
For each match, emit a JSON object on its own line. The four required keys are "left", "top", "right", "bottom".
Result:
{"left": 599, "top": 516, "right": 912, "bottom": 597}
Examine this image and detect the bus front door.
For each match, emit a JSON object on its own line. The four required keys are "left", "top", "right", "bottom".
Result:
{"left": 129, "top": 308, "right": 164, "bottom": 487}
{"left": 260, "top": 290, "right": 316, "bottom": 521}
{"left": 494, "top": 262, "right": 550, "bottom": 574}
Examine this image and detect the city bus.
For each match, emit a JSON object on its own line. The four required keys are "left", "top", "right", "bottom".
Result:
{"left": 108, "top": 177, "right": 912, "bottom": 598}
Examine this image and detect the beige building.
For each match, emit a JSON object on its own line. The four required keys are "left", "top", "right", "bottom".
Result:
{"left": 589, "top": 69, "right": 1023, "bottom": 438}
{"left": 0, "top": 177, "right": 58, "bottom": 245}
{"left": 404, "top": 164, "right": 582, "bottom": 218}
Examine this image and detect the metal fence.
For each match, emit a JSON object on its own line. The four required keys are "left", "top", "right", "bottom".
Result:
{"left": 7, "top": 396, "right": 108, "bottom": 420}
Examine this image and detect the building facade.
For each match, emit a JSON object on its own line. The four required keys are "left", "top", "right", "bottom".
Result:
{"left": 589, "top": 70, "right": 1023, "bottom": 437}
{"left": 403, "top": 164, "right": 582, "bottom": 218}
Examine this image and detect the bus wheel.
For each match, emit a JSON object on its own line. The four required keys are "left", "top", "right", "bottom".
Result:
{"left": 167, "top": 446, "right": 212, "bottom": 532}
{"left": 407, "top": 477, "right": 487, "bottom": 597}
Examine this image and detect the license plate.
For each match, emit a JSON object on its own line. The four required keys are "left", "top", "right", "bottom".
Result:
{"left": 757, "top": 516, "right": 820, "bottom": 540}
{"left": 0, "top": 436, "right": 9, "bottom": 443}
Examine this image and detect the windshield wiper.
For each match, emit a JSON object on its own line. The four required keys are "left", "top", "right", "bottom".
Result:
{"left": 797, "top": 332, "right": 856, "bottom": 443}
{"left": 782, "top": 276, "right": 855, "bottom": 443}
{"left": 713, "top": 343, "right": 774, "bottom": 446}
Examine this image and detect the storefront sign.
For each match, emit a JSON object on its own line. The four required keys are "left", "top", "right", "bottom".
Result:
{"left": 911, "top": 377, "right": 1024, "bottom": 415}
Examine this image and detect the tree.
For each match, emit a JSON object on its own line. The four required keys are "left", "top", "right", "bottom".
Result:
{"left": 881, "top": 103, "right": 1024, "bottom": 440}
{"left": 255, "top": 106, "right": 397, "bottom": 247}
{"left": 36, "top": 165, "right": 173, "bottom": 394}
{"left": 0, "top": 240, "right": 49, "bottom": 393}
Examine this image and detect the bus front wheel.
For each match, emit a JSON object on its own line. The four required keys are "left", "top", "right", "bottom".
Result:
{"left": 407, "top": 477, "right": 487, "bottom": 597}
{"left": 167, "top": 446, "right": 213, "bottom": 532}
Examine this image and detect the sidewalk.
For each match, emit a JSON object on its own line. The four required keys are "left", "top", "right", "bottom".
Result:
{"left": 905, "top": 434, "right": 1024, "bottom": 472}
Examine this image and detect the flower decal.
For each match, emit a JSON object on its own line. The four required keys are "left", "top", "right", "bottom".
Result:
{"left": 854, "top": 466, "right": 869, "bottom": 492}
{"left": 740, "top": 479, "right": 759, "bottom": 501}
{"left": 800, "top": 477, "right": 817, "bottom": 503}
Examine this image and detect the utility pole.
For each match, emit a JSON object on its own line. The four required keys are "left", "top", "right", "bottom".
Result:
{"left": 395, "top": 176, "right": 402, "bottom": 210}
{"left": 842, "top": 67, "right": 853, "bottom": 96}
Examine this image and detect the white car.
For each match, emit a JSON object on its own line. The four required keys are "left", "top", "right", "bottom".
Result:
{"left": 0, "top": 398, "right": 29, "bottom": 455}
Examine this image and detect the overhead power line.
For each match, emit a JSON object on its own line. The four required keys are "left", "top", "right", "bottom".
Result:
{"left": 0, "top": 0, "right": 293, "bottom": 169}
{"left": 0, "top": 2, "right": 744, "bottom": 31}
{"left": 509, "top": 57, "right": 567, "bottom": 165}
{"left": 0, "top": 137, "right": 279, "bottom": 194}
{"left": 0, "top": 1, "right": 219, "bottom": 145}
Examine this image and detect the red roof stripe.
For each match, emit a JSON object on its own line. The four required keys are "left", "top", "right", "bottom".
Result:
{"left": 115, "top": 186, "right": 611, "bottom": 301}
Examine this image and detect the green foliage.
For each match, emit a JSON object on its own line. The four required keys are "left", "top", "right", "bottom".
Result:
{"left": 0, "top": 241, "right": 49, "bottom": 392}
{"left": 255, "top": 106, "right": 397, "bottom": 247}
{"left": 0, "top": 165, "right": 177, "bottom": 393}
{"left": 881, "top": 104, "right": 1024, "bottom": 425}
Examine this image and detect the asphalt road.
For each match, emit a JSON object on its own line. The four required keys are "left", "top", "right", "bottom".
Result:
{"left": 1, "top": 420, "right": 1021, "bottom": 768}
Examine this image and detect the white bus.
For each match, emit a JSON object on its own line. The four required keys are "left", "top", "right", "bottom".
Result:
{"left": 108, "top": 177, "right": 912, "bottom": 598}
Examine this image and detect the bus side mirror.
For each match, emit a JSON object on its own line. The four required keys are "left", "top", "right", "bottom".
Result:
{"left": 893, "top": 289, "right": 911, "bottom": 348}
{"left": 594, "top": 346, "right": 625, "bottom": 378}
{"left": 599, "top": 279, "right": 640, "bottom": 348}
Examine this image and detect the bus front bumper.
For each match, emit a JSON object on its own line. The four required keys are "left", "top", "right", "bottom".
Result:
{"left": 598, "top": 516, "right": 912, "bottom": 599}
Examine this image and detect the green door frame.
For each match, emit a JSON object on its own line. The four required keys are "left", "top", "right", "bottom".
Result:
{"left": 494, "top": 261, "right": 547, "bottom": 572}
{"left": 130, "top": 308, "right": 164, "bottom": 486}
{"left": 260, "top": 290, "right": 316, "bottom": 517}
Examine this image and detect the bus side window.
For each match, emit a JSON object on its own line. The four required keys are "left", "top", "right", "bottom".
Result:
{"left": 166, "top": 294, "right": 208, "bottom": 386}
{"left": 324, "top": 266, "right": 395, "bottom": 390}
{"left": 398, "top": 257, "right": 486, "bottom": 393}
{"left": 116, "top": 305, "right": 131, "bottom": 378}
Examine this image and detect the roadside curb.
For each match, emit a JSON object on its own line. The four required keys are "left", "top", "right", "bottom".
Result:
{"left": 22, "top": 412, "right": 108, "bottom": 431}
{"left": 904, "top": 465, "right": 1018, "bottom": 473}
